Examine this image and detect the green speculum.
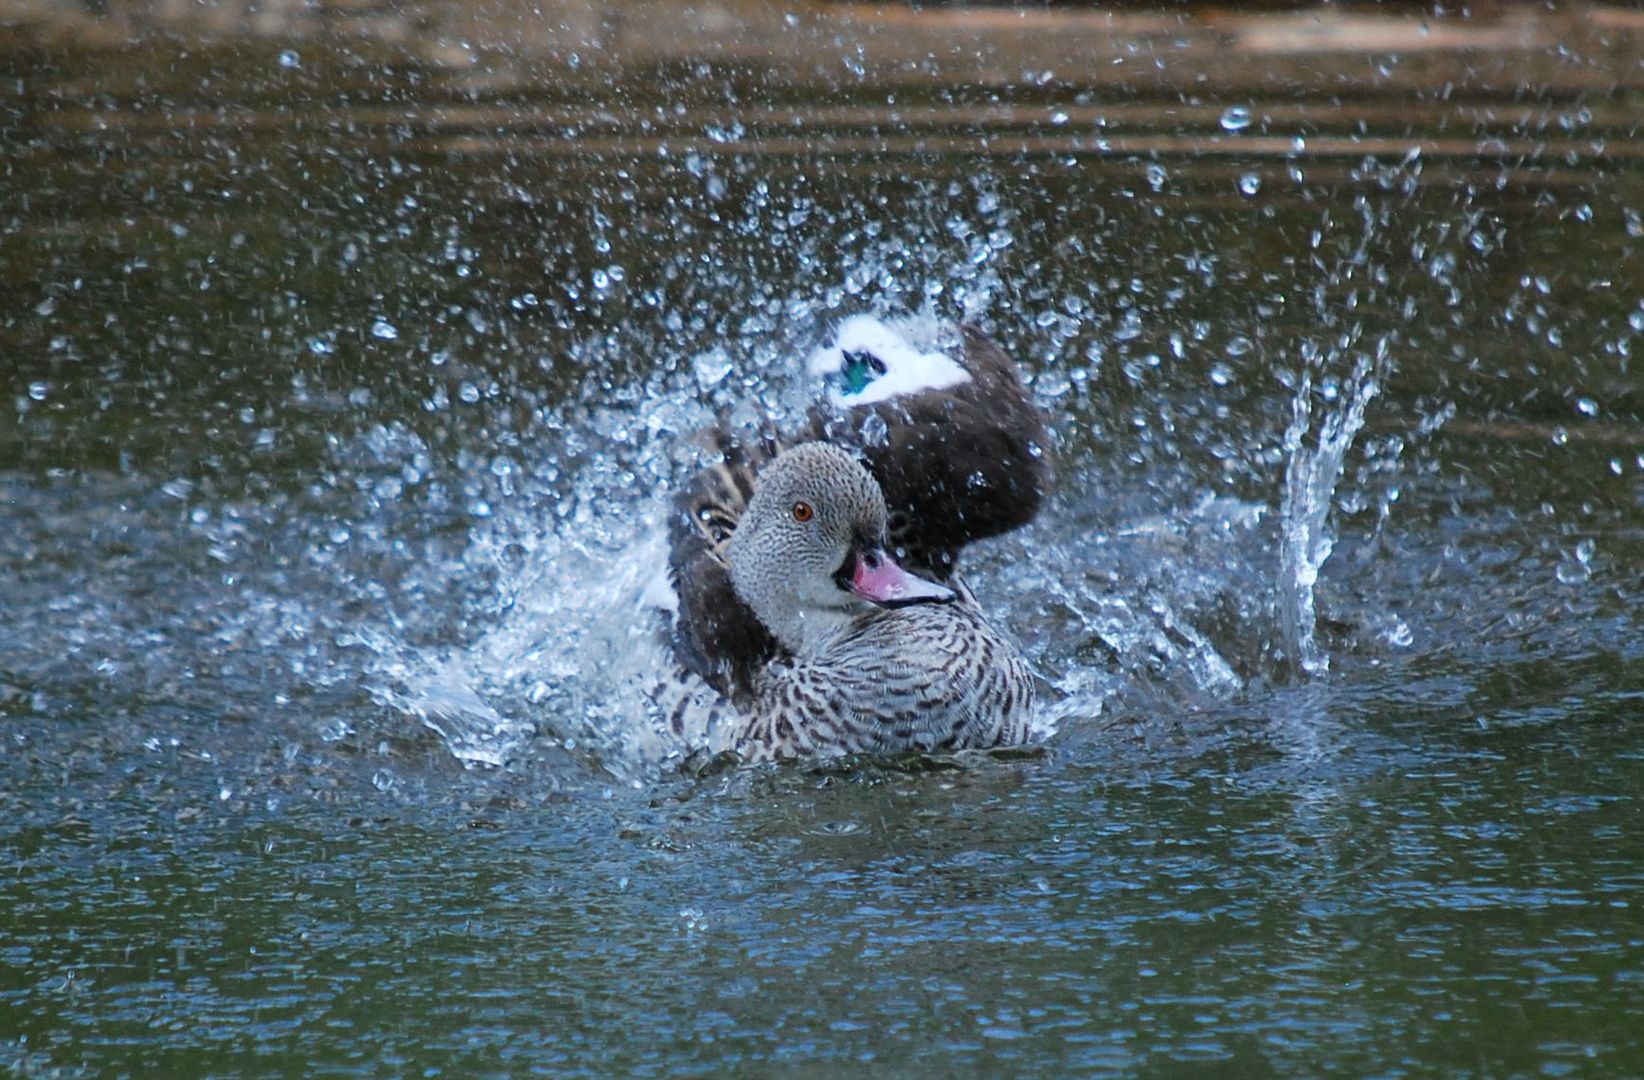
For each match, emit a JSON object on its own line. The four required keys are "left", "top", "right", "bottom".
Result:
{"left": 838, "top": 350, "right": 885, "bottom": 395}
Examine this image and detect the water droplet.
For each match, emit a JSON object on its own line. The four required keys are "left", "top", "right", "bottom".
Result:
{"left": 859, "top": 412, "right": 889, "bottom": 449}
{"left": 1556, "top": 558, "right": 1591, "bottom": 585}
{"left": 1576, "top": 397, "right": 1598, "bottom": 417}
{"left": 278, "top": 49, "right": 300, "bottom": 69}
{"left": 1226, "top": 335, "right": 1253, "bottom": 357}
{"left": 370, "top": 318, "right": 398, "bottom": 341}
{"left": 1049, "top": 110, "right": 1069, "bottom": 126}
{"left": 27, "top": 381, "right": 47, "bottom": 401}
{"left": 692, "top": 352, "right": 732, "bottom": 387}
{"left": 1628, "top": 311, "right": 1644, "bottom": 333}
{"left": 458, "top": 382, "right": 480, "bottom": 404}
{"left": 1237, "top": 171, "right": 1261, "bottom": 197}
{"left": 34, "top": 296, "right": 57, "bottom": 317}
{"left": 372, "top": 769, "right": 396, "bottom": 792}
{"left": 1114, "top": 310, "right": 1144, "bottom": 342}
{"left": 1209, "top": 363, "right": 1233, "bottom": 387}
{"left": 1575, "top": 538, "right": 1596, "bottom": 565}
{"left": 1145, "top": 163, "right": 1167, "bottom": 192}
{"left": 1220, "top": 105, "right": 1252, "bottom": 132}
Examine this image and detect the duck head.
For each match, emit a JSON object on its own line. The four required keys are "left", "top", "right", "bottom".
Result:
{"left": 726, "top": 442, "right": 953, "bottom": 654}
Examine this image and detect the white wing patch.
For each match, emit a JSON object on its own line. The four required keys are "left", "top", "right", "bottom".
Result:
{"left": 808, "top": 314, "right": 971, "bottom": 406}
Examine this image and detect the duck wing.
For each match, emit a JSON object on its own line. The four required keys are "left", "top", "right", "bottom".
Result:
{"left": 809, "top": 324, "right": 1050, "bottom": 579}
{"left": 666, "top": 425, "right": 787, "bottom": 703}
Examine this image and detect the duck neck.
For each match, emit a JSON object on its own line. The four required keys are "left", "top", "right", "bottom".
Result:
{"left": 763, "top": 602, "right": 864, "bottom": 659}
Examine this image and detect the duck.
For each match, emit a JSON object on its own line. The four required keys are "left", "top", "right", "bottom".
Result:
{"left": 710, "top": 441, "right": 1034, "bottom": 760}
{"left": 663, "top": 316, "right": 1048, "bottom": 758}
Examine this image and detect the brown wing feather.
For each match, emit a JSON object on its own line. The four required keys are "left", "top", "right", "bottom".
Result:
{"left": 808, "top": 324, "right": 1051, "bottom": 578}
{"left": 666, "top": 425, "right": 789, "bottom": 703}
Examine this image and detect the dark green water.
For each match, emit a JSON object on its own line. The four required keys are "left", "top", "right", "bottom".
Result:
{"left": 4, "top": 31, "right": 1644, "bottom": 1076}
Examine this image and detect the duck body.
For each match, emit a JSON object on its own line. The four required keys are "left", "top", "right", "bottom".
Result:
{"left": 735, "top": 585, "right": 1034, "bottom": 761}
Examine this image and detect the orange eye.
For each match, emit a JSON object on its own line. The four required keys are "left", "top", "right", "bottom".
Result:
{"left": 791, "top": 501, "right": 814, "bottom": 523}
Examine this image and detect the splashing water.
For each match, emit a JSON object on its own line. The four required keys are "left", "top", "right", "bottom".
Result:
{"left": 353, "top": 298, "right": 1258, "bottom": 776}
{"left": 356, "top": 380, "right": 733, "bottom": 776}
{"left": 31, "top": 159, "right": 1462, "bottom": 779}
{"left": 368, "top": 652, "right": 526, "bottom": 767}
{"left": 1276, "top": 349, "right": 1387, "bottom": 678}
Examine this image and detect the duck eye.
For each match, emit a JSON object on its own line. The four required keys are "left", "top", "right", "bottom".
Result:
{"left": 791, "top": 501, "right": 814, "bottom": 523}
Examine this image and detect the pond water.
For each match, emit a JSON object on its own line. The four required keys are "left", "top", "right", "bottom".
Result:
{"left": 4, "top": 26, "right": 1644, "bottom": 1075}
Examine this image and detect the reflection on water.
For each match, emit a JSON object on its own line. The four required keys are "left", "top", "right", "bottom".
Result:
{"left": 3, "top": 11, "right": 1644, "bottom": 1076}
